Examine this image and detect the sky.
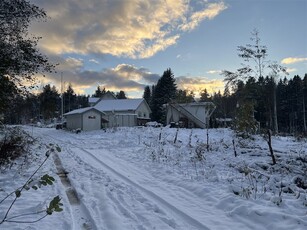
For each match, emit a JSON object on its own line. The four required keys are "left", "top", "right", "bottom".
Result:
{"left": 29, "top": 0, "right": 307, "bottom": 98}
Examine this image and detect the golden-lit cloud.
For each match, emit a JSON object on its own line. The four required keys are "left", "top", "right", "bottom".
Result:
{"left": 176, "top": 76, "right": 225, "bottom": 97}
{"left": 30, "top": 0, "right": 227, "bottom": 58}
{"left": 179, "top": 2, "right": 227, "bottom": 31}
{"left": 281, "top": 57, "right": 307, "bottom": 65}
{"left": 33, "top": 61, "right": 225, "bottom": 98}
{"left": 34, "top": 63, "right": 160, "bottom": 96}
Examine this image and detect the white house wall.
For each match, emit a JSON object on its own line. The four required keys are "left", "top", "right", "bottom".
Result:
{"left": 82, "top": 110, "right": 101, "bottom": 131}
{"left": 102, "top": 113, "right": 137, "bottom": 128}
{"left": 66, "top": 114, "right": 82, "bottom": 130}
{"left": 167, "top": 106, "right": 180, "bottom": 123}
{"left": 183, "top": 105, "right": 206, "bottom": 123}
{"left": 136, "top": 101, "right": 150, "bottom": 119}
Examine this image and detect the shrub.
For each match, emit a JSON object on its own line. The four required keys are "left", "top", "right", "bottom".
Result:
{"left": 0, "top": 127, "right": 34, "bottom": 166}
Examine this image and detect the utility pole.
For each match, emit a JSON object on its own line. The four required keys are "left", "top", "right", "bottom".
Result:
{"left": 61, "top": 72, "right": 64, "bottom": 122}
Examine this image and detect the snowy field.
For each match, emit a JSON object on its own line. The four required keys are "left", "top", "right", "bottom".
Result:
{"left": 1, "top": 126, "right": 307, "bottom": 230}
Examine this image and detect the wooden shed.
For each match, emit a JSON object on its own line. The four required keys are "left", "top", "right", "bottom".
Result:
{"left": 94, "top": 98, "right": 151, "bottom": 128}
{"left": 166, "top": 101, "right": 216, "bottom": 128}
{"left": 64, "top": 107, "right": 106, "bottom": 131}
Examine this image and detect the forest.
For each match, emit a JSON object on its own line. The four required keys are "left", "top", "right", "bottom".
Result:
{"left": 1, "top": 69, "right": 307, "bottom": 135}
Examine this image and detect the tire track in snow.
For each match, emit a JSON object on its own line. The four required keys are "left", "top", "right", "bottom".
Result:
{"left": 36, "top": 132, "right": 98, "bottom": 230}
{"left": 45, "top": 132, "right": 170, "bottom": 229}
{"left": 39, "top": 129, "right": 210, "bottom": 229}
{"left": 76, "top": 147, "right": 210, "bottom": 230}
{"left": 53, "top": 152, "right": 98, "bottom": 230}
{"left": 65, "top": 145, "right": 180, "bottom": 230}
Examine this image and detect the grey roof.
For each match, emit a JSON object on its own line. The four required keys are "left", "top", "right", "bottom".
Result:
{"left": 94, "top": 99, "right": 144, "bottom": 112}
{"left": 64, "top": 107, "right": 104, "bottom": 116}
{"left": 88, "top": 97, "right": 100, "bottom": 104}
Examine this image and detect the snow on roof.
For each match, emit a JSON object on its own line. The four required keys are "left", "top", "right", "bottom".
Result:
{"left": 94, "top": 99, "right": 144, "bottom": 112}
{"left": 89, "top": 97, "right": 100, "bottom": 104}
{"left": 64, "top": 107, "right": 103, "bottom": 116}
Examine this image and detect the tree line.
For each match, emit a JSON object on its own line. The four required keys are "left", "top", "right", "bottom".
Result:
{"left": 207, "top": 74, "right": 307, "bottom": 134}
{"left": 0, "top": 83, "right": 131, "bottom": 124}
{"left": 0, "top": 0, "right": 306, "bottom": 135}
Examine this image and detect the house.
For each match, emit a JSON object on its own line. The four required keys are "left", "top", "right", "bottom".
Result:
{"left": 94, "top": 98, "right": 151, "bottom": 128}
{"left": 166, "top": 101, "right": 216, "bottom": 128}
{"left": 64, "top": 107, "right": 107, "bottom": 131}
{"left": 88, "top": 92, "right": 116, "bottom": 106}
{"left": 64, "top": 98, "right": 151, "bottom": 131}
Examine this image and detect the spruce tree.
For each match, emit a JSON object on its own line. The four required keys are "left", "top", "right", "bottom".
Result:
{"left": 200, "top": 89, "right": 210, "bottom": 102}
{"left": 151, "top": 68, "right": 177, "bottom": 123}
{"left": 143, "top": 86, "right": 151, "bottom": 105}
{"left": 116, "top": 90, "right": 127, "bottom": 99}
{"left": 39, "top": 85, "right": 60, "bottom": 120}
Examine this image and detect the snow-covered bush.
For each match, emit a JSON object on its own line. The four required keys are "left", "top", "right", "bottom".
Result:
{"left": 0, "top": 127, "right": 34, "bottom": 167}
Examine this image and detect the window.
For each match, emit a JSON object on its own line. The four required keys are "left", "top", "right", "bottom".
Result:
{"left": 143, "top": 113, "right": 146, "bottom": 118}
{"left": 88, "top": 116, "right": 96, "bottom": 119}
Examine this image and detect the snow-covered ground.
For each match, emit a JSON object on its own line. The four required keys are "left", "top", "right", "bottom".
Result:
{"left": 1, "top": 126, "right": 306, "bottom": 229}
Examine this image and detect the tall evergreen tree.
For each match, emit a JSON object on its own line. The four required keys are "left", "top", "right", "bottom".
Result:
{"left": 175, "top": 89, "right": 194, "bottom": 103}
{"left": 63, "top": 84, "right": 76, "bottom": 112}
{"left": 92, "top": 86, "right": 106, "bottom": 97}
{"left": 143, "top": 86, "right": 151, "bottom": 105}
{"left": 39, "top": 84, "right": 60, "bottom": 120}
{"left": 151, "top": 68, "right": 177, "bottom": 123}
{"left": 116, "top": 90, "right": 127, "bottom": 99}
{"left": 199, "top": 88, "right": 210, "bottom": 102}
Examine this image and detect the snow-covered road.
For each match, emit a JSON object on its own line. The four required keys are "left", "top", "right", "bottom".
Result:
{"left": 1, "top": 126, "right": 306, "bottom": 230}
{"left": 43, "top": 129, "right": 242, "bottom": 230}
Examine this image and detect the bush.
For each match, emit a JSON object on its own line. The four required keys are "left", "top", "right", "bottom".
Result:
{"left": 0, "top": 127, "right": 34, "bottom": 166}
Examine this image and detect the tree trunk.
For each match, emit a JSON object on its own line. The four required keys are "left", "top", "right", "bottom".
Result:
{"left": 273, "top": 82, "right": 278, "bottom": 134}
{"left": 303, "top": 93, "right": 306, "bottom": 133}
{"left": 267, "top": 129, "right": 276, "bottom": 165}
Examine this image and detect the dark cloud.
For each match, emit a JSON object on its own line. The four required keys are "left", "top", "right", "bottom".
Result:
{"left": 40, "top": 62, "right": 159, "bottom": 94}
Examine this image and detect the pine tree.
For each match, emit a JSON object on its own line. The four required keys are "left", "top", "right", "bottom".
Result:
{"left": 116, "top": 90, "right": 127, "bottom": 99}
{"left": 92, "top": 86, "right": 106, "bottom": 97}
{"left": 175, "top": 89, "right": 194, "bottom": 103}
{"left": 143, "top": 86, "right": 151, "bottom": 105}
{"left": 199, "top": 89, "right": 210, "bottom": 102}
{"left": 151, "top": 68, "right": 177, "bottom": 123}
{"left": 63, "top": 84, "right": 76, "bottom": 112}
{"left": 39, "top": 85, "right": 60, "bottom": 120}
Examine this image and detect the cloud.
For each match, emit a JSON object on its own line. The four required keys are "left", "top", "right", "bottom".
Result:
{"left": 35, "top": 60, "right": 224, "bottom": 97}
{"left": 286, "top": 68, "right": 297, "bottom": 73}
{"left": 281, "top": 57, "right": 307, "bottom": 64}
{"left": 207, "top": 70, "right": 221, "bottom": 74}
{"left": 179, "top": 2, "right": 227, "bottom": 32}
{"left": 30, "top": 0, "right": 227, "bottom": 58}
{"left": 64, "top": 57, "right": 83, "bottom": 70}
{"left": 37, "top": 63, "right": 160, "bottom": 95}
{"left": 176, "top": 76, "right": 225, "bottom": 96}
{"left": 89, "top": 59, "right": 99, "bottom": 64}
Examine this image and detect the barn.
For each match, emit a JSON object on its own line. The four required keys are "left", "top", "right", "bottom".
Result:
{"left": 166, "top": 101, "right": 216, "bottom": 128}
{"left": 64, "top": 98, "right": 151, "bottom": 131}
{"left": 64, "top": 107, "right": 106, "bottom": 131}
{"left": 94, "top": 98, "right": 151, "bottom": 128}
